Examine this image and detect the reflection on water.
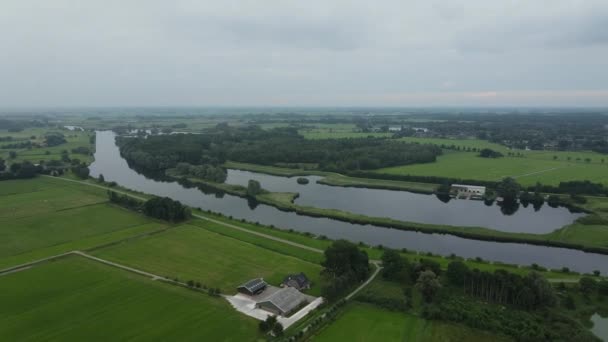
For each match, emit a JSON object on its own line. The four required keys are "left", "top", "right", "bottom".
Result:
{"left": 592, "top": 314, "right": 608, "bottom": 341}
{"left": 89, "top": 131, "right": 608, "bottom": 274}
{"left": 223, "top": 169, "right": 584, "bottom": 234}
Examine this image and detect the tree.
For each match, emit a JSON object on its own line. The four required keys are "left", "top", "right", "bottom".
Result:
{"left": 271, "top": 322, "right": 284, "bottom": 336}
{"left": 0, "top": 158, "right": 5, "bottom": 172}
{"left": 322, "top": 240, "right": 369, "bottom": 281}
{"left": 479, "top": 148, "right": 503, "bottom": 158}
{"left": 246, "top": 179, "right": 262, "bottom": 197}
{"left": 579, "top": 277, "right": 597, "bottom": 296}
{"left": 416, "top": 270, "right": 441, "bottom": 303}
{"left": 496, "top": 177, "right": 521, "bottom": 203}
{"left": 9, "top": 151, "right": 17, "bottom": 159}
{"left": 98, "top": 174, "right": 105, "bottom": 183}
{"left": 381, "top": 249, "right": 411, "bottom": 282}
{"left": 446, "top": 261, "right": 469, "bottom": 286}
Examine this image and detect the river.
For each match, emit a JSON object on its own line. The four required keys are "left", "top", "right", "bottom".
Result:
{"left": 89, "top": 131, "right": 608, "bottom": 273}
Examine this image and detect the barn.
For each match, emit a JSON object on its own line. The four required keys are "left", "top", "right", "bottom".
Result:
{"left": 255, "top": 287, "right": 309, "bottom": 316}
{"left": 237, "top": 278, "right": 267, "bottom": 296}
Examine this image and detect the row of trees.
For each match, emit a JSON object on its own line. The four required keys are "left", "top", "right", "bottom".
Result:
{"left": 108, "top": 191, "right": 191, "bottom": 222}
{"left": 446, "top": 260, "right": 556, "bottom": 310}
{"left": 174, "top": 162, "right": 227, "bottom": 183}
{"left": 0, "top": 160, "right": 39, "bottom": 180}
{"left": 117, "top": 125, "right": 442, "bottom": 175}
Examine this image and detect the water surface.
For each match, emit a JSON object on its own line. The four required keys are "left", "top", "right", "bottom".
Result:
{"left": 89, "top": 131, "right": 608, "bottom": 273}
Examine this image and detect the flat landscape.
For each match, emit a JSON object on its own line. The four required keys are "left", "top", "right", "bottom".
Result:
{"left": 378, "top": 148, "right": 608, "bottom": 186}
{"left": 93, "top": 224, "right": 324, "bottom": 295}
{"left": 0, "top": 177, "right": 167, "bottom": 270}
{"left": 312, "top": 303, "right": 509, "bottom": 342}
{"left": 0, "top": 256, "right": 257, "bottom": 341}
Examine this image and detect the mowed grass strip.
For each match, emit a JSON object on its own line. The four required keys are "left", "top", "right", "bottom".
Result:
{"left": 189, "top": 219, "right": 325, "bottom": 264}
{"left": 378, "top": 151, "right": 608, "bottom": 186}
{"left": 0, "top": 222, "right": 167, "bottom": 270}
{"left": 0, "top": 182, "right": 105, "bottom": 220}
{"left": 0, "top": 257, "right": 257, "bottom": 341}
{"left": 312, "top": 302, "right": 510, "bottom": 342}
{"left": 93, "top": 225, "right": 324, "bottom": 295}
{"left": 0, "top": 203, "right": 150, "bottom": 259}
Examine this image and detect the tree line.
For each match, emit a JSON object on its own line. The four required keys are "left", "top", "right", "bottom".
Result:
{"left": 108, "top": 191, "right": 190, "bottom": 222}
{"left": 117, "top": 125, "right": 441, "bottom": 175}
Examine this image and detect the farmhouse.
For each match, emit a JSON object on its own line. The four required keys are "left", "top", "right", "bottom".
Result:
{"left": 237, "top": 278, "right": 267, "bottom": 296}
{"left": 451, "top": 184, "right": 486, "bottom": 197}
{"left": 255, "top": 287, "right": 309, "bottom": 316}
{"left": 282, "top": 273, "right": 311, "bottom": 291}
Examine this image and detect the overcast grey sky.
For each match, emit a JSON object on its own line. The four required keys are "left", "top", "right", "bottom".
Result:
{"left": 1, "top": 0, "right": 607, "bottom": 107}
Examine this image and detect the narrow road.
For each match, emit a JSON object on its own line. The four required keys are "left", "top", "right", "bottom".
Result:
{"left": 346, "top": 261, "right": 383, "bottom": 300}
{"left": 73, "top": 251, "right": 164, "bottom": 280}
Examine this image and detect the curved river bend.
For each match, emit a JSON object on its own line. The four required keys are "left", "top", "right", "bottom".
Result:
{"left": 90, "top": 131, "right": 608, "bottom": 274}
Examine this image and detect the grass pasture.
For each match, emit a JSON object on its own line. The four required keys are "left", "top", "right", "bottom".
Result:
{"left": 378, "top": 149, "right": 608, "bottom": 186}
{"left": 312, "top": 302, "right": 509, "bottom": 342}
{"left": 0, "top": 177, "right": 167, "bottom": 270}
{"left": 0, "top": 127, "right": 94, "bottom": 164}
{"left": 93, "top": 224, "right": 324, "bottom": 295}
{"left": 0, "top": 257, "right": 257, "bottom": 341}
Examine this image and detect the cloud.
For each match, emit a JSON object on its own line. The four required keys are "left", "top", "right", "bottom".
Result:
{"left": 0, "top": 0, "right": 607, "bottom": 107}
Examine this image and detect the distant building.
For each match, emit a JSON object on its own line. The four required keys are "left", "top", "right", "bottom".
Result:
{"left": 281, "top": 273, "right": 311, "bottom": 291}
{"left": 256, "top": 287, "right": 309, "bottom": 316}
{"left": 237, "top": 278, "right": 267, "bottom": 296}
{"left": 388, "top": 126, "right": 402, "bottom": 132}
{"left": 451, "top": 184, "right": 486, "bottom": 197}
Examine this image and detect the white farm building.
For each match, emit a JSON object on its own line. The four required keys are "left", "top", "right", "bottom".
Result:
{"left": 451, "top": 184, "right": 486, "bottom": 197}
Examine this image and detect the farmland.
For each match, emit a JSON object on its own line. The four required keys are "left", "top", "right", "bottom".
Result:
{"left": 378, "top": 149, "right": 608, "bottom": 186}
{"left": 312, "top": 302, "right": 509, "bottom": 342}
{"left": 93, "top": 224, "right": 324, "bottom": 295}
{"left": 0, "top": 177, "right": 168, "bottom": 270}
{"left": 0, "top": 256, "right": 257, "bottom": 341}
{"left": 0, "top": 127, "right": 94, "bottom": 163}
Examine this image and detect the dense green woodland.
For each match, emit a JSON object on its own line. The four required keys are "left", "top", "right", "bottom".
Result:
{"left": 117, "top": 126, "right": 441, "bottom": 175}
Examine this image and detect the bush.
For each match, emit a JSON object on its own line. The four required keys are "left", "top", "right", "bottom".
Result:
{"left": 297, "top": 177, "right": 309, "bottom": 185}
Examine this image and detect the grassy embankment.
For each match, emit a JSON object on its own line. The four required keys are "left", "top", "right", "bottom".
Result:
{"left": 0, "top": 127, "right": 95, "bottom": 164}
{"left": 170, "top": 165, "right": 608, "bottom": 254}
{"left": 0, "top": 257, "right": 258, "bottom": 341}
{"left": 311, "top": 302, "right": 510, "bottom": 342}
{"left": 225, "top": 159, "right": 608, "bottom": 254}
{"left": 225, "top": 161, "right": 437, "bottom": 193}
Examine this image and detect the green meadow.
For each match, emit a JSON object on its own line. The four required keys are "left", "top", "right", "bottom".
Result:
{"left": 312, "top": 302, "right": 509, "bottom": 342}
{"left": 0, "top": 128, "right": 95, "bottom": 163}
{"left": 0, "top": 257, "right": 257, "bottom": 341}
{"left": 0, "top": 177, "right": 167, "bottom": 270}
{"left": 378, "top": 149, "right": 608, "bottom": 186}
{"left": 93, "top": 224, "right": 324, "bottom": 295}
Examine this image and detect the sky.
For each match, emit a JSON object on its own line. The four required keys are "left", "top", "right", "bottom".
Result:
{"left": 1, "top": 0, "right": 608, "bottom": 107}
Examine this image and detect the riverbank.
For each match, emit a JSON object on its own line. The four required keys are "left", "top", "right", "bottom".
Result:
{"left": 167, "top": 169, "right": 608, "bottom": 256}
{"left": 224, "top": 161, "right": 437, "bottom": 194}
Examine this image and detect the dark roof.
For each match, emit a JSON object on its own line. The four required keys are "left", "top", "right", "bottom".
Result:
{"left": 283, "top": 273, "right": 310, "bottom": 288}
{"left": 238, "top": 278, "right": 267, "bottom": 293}
{"left": 258, "top": 287, "right": 307, "bottom": 314}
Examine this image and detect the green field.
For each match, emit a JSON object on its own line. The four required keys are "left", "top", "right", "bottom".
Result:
{"left": 93, "top": 224, "right": 324, "bottom": 295}
{"left": 0, "top": 127, "right": 95, "bottom": 163}
{"left": 0, "top": 177, "right": 167, "bottom": 270}
{"left": 378, "top": 149, "right": 608, "bottom": 186}
{"left": 312, "top": 302, "right": 509, "bottom": 342}
{"left": 0, "top": 257, "right": 257, "bottom": 341}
